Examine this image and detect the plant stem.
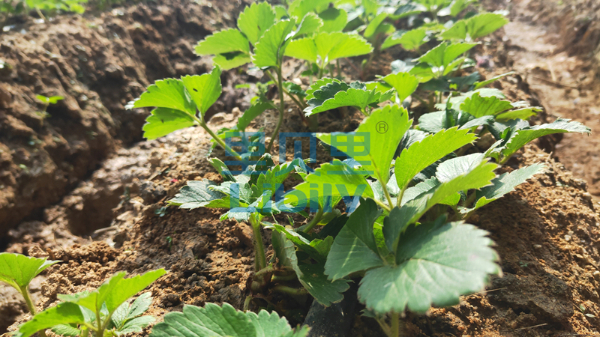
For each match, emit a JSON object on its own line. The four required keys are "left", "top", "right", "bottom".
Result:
{"left": 191, "top": 115, "right": 243, "bottom": 160}
{"left": 271, "top": 285, "right": 309, "bottom": 296}
{"left": 35, "top": 7, "right": 46, "bottom": 21}
{"left": 266, "top": 66, "right": 285, "bottom": 154}
{"left": 396, "top": 185, "right": 407, "bottom": 208}
{"left": 373, "top": 198, "right": 391, "bottom": 212}
{"left": 20, "top": 286, "right": 37, "bottom": 316}
{"left": 96, "top": 308, "right": 103, "bottom": 337}
{"left": 298, "top": 205, "right": 324, "bottom": 233}
{"left": 371, "top": 154, "right": 394, "bottom": 208}
{"left": 250, "top": 215, "right": 267, "bottom": 272}
{"left": 390, "top": 311, "right": 400, "bottom": 337}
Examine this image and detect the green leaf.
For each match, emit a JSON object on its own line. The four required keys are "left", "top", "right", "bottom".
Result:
{"left": 285, "top": 37, "right": 318, "bottom": 63}
{"left": 440, "top": 20, "right": 467, "bottom": 40}
{"left": 48, "top": 96, "right": 64, "bottom": 104}
{"left": 305, "top": 87, "right": 380, "bottom": 115}
{"left": 104, "top": 269, "right": 166, "bottom": 313}
{"left": 111, "top": 292, "right": 153, "bottom": 330}
{"left": 213, "top": 53, "right": 252, "bottom": 70}
{"left": 359, "top": 221, "right": 500, "bottom": 314}
{"left": 382, "top": 72, "right": 419, "bottom": 102}
{"left": 194, "top": 29, "right": 250, "bottom": 55}
{"left": 36, "top": 95, "right": 50, "bottom": 104}
{"left": 18, "top": 303, "right": 87, "bottom": 337}
{"left": 0, "top": 253, "right": 58, "bottom": 291}
{"left": 471, "top": 164, "right": 544, "bottom": 210}
{"left": 51, "top": 324, "right": 80, "bottom": 337}
{"left": 181, "top": 67, "right": 222, "bottom": 117}
{"left": 364, "top": 12, "right": 387, "bottom": 38}
{"left": 460, "top": 92, "right": 513, "bottom": 118}
{"left": 324, "top": 199, "right": 384, "bottom": 280}
{"left": 318, "top": 7, "right": 347, "bottom": 32}
{"left": 473, "top": 71, "right": 515, "bottom": 90}
{"left": 315, "top": 32, "right": 373, "bottom": 64}
{"left": 501, "top": 118, "right": 591, "bottom": 160}
{"left": 150, "top": 303, "right": 307, "bottom": 337}
{"left": 237, "top": 2, "right": 277, "bottom": 45}
{"left": 236, "top": 101, "right": 273, "bottom": 131}
{"left": 253, "top": 20, "right": 296, "bottom": 68}
{"left": 404, "top": 155, "right": 497, "bottom": 225}
{"left": 394, "top": 127, "right": 477, "bottom": 192}
{"left": 467, "top": 13, "right": 509, "bottom": 40}
{"left": 142, "top": 108, "right": 196, "bottom": 140}
{"left": 450, "top": 0, "right": 474, "bottom": 16}
{"left": 116, "top": 316, "right": 155, "bottom": 335}
{"left": 418, "top": 42, "right": 478, "bottom": 69}
{"left": 390, "top": 28, "right": 428, "bottom": 51}
{"left": 295, "top": 12, "right": 324, "bottom": 37}
{"left": 169, "top": 180, "right": 232, "bottom": 209}
{"left": 129, "top": 78, "right": 196, "bottom": 116}
{"left": 305, "top": 78, "right": 341, "bottom": 101}
{"left": 496, "top": 107, "right": 541, "bottom": 121}
{"left": 275, "top": 233, "right": 349, "bottom": 306}
{"left": 284, "top": 159, "right": 374, "bottom": 207}
{"left": 289, "top": 0, "right": 330, "bottom": 18}
{"left": 320, "top": 105, "right": 411, "bottom": 183}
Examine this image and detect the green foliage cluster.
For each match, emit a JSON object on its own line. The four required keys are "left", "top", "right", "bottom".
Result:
{"left": 126, "top": 0, "right": 590, "bottom": 335}
{"left": 1, "top": 0, "right": 592, "bottom": 337}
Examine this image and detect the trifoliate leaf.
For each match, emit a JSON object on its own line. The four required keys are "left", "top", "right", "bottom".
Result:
{"left": 394, "top": 127, "right": 476, "bottom": 192}
{"left": 130, "top": 78, "right": 196, "bottom": 116}
{"left": 194, "top": 29, "right": 250, "bottom": 55}
{"left": 496, "top": 107, "right": 541, "bottom": 121}
{"left": 150, "top": 303, "right": 307, "bottom": 337}
{"left": 213, "top": 53, "right": 252, "bottom": 70}
{"left": 237, "top": 2, "right": 277, "bottom": 45}
{"left": 501, "top": 118, "right": 591, "bottom": 160}
{"left": 18, "top": 303, "right": 87, "bottom": 337}
{"left": 253, "top": 20, "right": 296, "bottom": 68}
{"left": 417, "top": 42, "right": 478, "bottom": 69}
{"left": 382, "top": 72, "right": 419, "bottom": 102}
{"left": 471, "top": 164, "right": 544, "bottom": 210}
{"left": 169, "top": 180, "right": 234, "bottom": 209}
{"left": 101, "top": 270, "right": 166, "bottom": 314}
{"left": 318, "top": 7, "right": 347, "bottom": 32}
{"left": 319, "top": 105, "right": 411, "bottom": 183}
{"left": 0, "top": 253, "right": 59, "bottom": 291}
{"left": 390, "top": 2, "right": 425, "bottom": 19}
{"left": 181, "top": 67, "right": 222, "bottom": 117}
{"left": 305, "top": 78, "right": 341, "bottom": 101}
{"left": 466, "top": 13, "right": 509, "bottom": 40}
{"left": 460, "top": 92, "right": 513, "bottom": 118}
{"left": 324, "top": 199, "right": 384, "bottom": 280}
{"left": 359, "top": 221, "right": 499, "bottom": 314}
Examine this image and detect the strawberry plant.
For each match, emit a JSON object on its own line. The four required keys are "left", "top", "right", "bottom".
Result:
{"left": 16, "top": 269, "right": 166, "bottom": 337}
{"left": 35, "top": 94, "right": 63, "bottom": 125}
{"left": 123, "top": 0, "right": 593, "bottom": 335}
{"left": 0, "top": 253, "right": 58, "bottom": 318}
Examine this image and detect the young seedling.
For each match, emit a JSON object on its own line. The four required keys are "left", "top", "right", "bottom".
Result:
{"left": 0, "top": 253, "right": 59, "bottom": 316}
{"left": 35, "top": 95, "right": 63, "bottom": 126}
{"left": 17, "top": 269, "right": 166, "bottom": 337}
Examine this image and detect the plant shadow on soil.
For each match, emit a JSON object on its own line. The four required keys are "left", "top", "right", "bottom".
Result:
{"left": 1, "top": 0, "right": 600, "bottom": 336}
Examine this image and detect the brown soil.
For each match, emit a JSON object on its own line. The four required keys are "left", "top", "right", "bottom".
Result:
{"left": 2, "top": 0, "right": 600, "bottom": 336}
